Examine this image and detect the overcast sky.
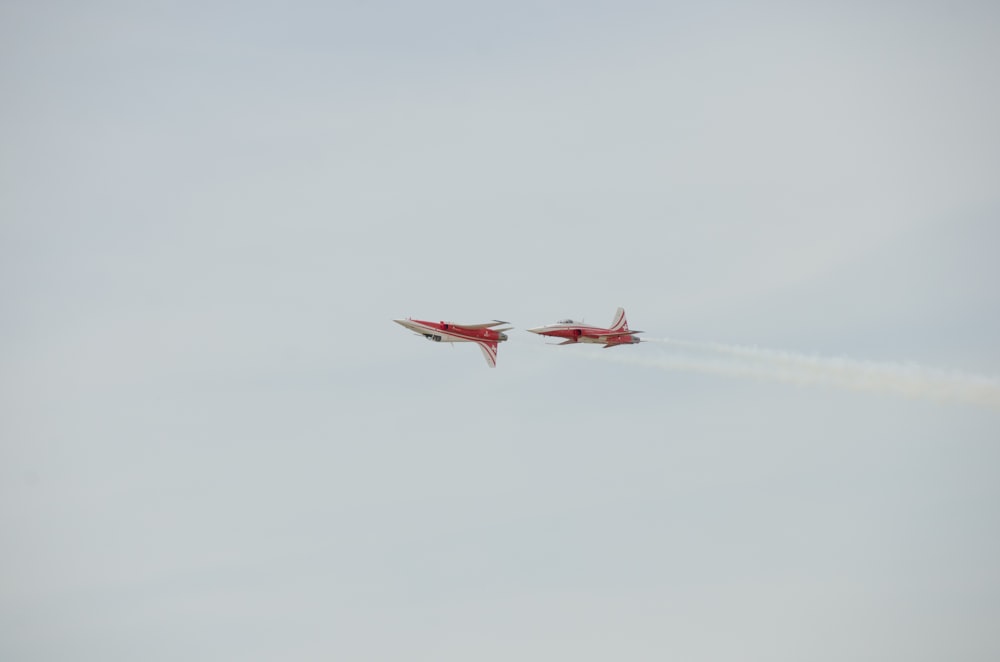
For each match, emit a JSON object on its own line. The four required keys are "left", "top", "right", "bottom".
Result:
{"left": 2, "top": 2, "right": 999, "bottom": 660}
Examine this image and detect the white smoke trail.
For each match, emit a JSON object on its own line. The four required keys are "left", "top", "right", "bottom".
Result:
{"left": 596, "top": 338, "right": 1000, "bottom": 409}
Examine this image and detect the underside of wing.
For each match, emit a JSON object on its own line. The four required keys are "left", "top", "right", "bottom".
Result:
{"left": 476, "top": 341, "right": 499, "bottom": 367}
{"left": 451, "top": 320, "right": 511, "bottom": 329}
{"left": 600, "top": 330, "right": 643, "bottom": 337}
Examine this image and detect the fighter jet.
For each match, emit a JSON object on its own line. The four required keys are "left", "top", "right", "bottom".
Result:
{"left": 393, "top": 318, "right": 512, "bottom": 367}
{"left": 527, "top": 307, "right": 642, "bottom": 348}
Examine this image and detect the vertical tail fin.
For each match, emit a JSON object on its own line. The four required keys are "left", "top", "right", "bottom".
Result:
{"left": 476, "top": 340, "right": 499, "bottom": 367}
{"left": 609, "top": 307, "right": 629, "bottom": 332}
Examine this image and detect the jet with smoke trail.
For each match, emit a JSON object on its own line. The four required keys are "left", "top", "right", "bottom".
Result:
{"left": 527, "top": 307, "right": 643, "bottom": 348}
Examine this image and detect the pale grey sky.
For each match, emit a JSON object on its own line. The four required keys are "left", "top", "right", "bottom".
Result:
{"left": 2, "top": 2, "right": 999, "bottom": 660}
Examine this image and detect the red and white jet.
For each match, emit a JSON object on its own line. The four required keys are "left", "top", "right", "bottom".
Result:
{"left": 393, "top": 318, "right": 512, "bottom": 367}
{"left": 527, "top": 307, "right": 642, "bottom": 348}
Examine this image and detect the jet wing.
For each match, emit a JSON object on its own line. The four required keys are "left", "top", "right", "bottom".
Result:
{"left": 451, "top": 320, "right": 510, "bottom": 329}
{"left": 475, "top": 340, "right": 499, "bottom": 368}
{"left": 600, "top": 330, "right": 643, "bottom": 337}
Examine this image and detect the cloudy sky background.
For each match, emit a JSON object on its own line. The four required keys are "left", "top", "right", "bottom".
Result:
{"left": 2, "top": 1, "right": 999, "bottom": 660}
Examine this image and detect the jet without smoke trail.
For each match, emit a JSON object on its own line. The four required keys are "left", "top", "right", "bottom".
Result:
{"left": 613, "top": 337, "right": 1000, "bottom": 409}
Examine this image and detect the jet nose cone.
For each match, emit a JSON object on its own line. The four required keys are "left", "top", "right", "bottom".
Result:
{"left": 527, "top": 327, "right": 544, "bottom": 334}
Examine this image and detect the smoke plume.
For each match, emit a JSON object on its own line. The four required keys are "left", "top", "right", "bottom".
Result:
{"left": 595, "top": 338, "right": 1000, "bottom": 409}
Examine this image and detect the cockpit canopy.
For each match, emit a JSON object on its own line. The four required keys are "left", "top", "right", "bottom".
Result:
{"left": 557, "top": 319, "right": 575, "bottom": 324}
